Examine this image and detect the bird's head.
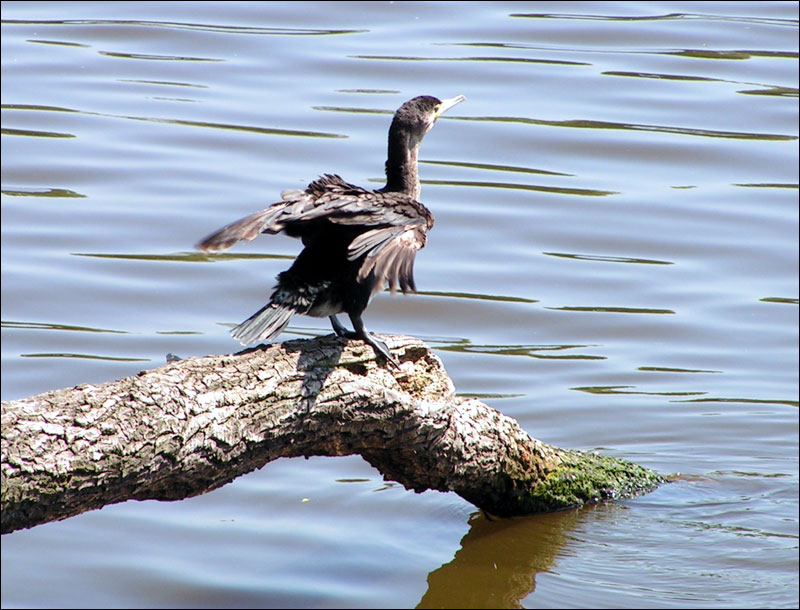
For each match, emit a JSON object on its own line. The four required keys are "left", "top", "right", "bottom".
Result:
{"left": 391, "top": 95, "right": 466, "bottom": 144}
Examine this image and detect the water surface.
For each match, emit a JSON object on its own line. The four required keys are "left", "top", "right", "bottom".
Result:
{"left": 2, "top": 1, "right": 798, "bottom": 608}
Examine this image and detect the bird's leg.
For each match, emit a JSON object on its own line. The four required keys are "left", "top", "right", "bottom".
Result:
{"left": 331, "top": 311, "right": 400, "bottom": 369}
{"left": 347, "top": 313, "right": 400, "bottom": 369}
{"left": 329, "top": 315, "right": 350, "bottom": 337}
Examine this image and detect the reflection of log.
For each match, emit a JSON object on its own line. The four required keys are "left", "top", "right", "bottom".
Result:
{"left": 419, "top": 509, "right": 583, "bottom": 609}
{"left": 1, "top": 335, "right": 663, "bottom": 535}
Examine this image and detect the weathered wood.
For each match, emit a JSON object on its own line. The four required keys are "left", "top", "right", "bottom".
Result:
{"left": 1, "top": 335, "right": 663, "bottom": 534}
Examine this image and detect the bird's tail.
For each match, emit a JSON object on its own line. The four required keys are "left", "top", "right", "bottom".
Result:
{"left": 231, "top": 302, "right": 294, "bottom": 346}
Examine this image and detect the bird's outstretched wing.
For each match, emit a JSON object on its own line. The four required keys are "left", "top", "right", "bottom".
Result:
{"left": 347, "top": 225, "right": 427, "bottom": 293}
{"left": 196, "top": 174, "right": 433, "bottom": 293}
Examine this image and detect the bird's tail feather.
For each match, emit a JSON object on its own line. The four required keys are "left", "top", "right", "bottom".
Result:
{"left": 231, "top": 303, "right": 294, "bottom": 346}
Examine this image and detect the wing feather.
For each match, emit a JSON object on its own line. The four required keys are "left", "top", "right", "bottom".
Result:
{"left": 197, "top": 174, "right": 408, "bottom": 252}
{"left": 353, "top": 226, "right": 427, "bottom": 294}
{"left": 196, "top": 173, "right": 432, "bottom": 294}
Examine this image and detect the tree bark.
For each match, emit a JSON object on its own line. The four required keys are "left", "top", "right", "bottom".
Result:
{"left": 1, "top": 334, "right": 663, "bottom": 534}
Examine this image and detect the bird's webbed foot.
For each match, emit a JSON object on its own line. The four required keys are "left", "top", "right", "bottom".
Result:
{"left": 346, "top": 313, "right": 400, "bottom": 370}
{"left": 361, "top": 332, "right": 400, "bottom": 369}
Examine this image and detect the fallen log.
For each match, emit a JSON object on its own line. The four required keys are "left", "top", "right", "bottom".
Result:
{"left": 1, "top": 335, "right": 663, "bottom": 534}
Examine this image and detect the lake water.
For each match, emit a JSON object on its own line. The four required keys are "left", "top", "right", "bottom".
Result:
{"left": 1, "top": 1, "right": 798, "bottom": 608}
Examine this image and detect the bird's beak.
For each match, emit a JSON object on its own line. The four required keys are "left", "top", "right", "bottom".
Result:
{"left": 436, "top": 95, "right": 466, "bottom": 118}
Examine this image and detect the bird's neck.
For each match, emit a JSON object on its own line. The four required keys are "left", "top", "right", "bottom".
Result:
{"left": 382, "top": 129, "right": 421, "bottom": 200}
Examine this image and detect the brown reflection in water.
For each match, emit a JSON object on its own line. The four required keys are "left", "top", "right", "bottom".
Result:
{"left": 1, "top": 127, "right": 74, "bottom": 138}
{"left": 20, "top": 352, "right": 149, "bottom": 362}
{"left": 436, "top": 341, "right": 605, "bottom": 361}
{"left": 573, "top": 385, "right": 705, "bottom": 397}
{"left": 548, "top": 306, "right": 675, "bottom": 314}
{"left": 6, "top": 18, "right": 367, "bottom": 37}
{"left": 2, "top": 104, "right": 346, "bottom": 139}
{"left": 72, "top": 251, "right": 295, "bottom": 262}
{"left": 421, "top": 159, "right": 573, "bottom": 177}
{"left": 2, "top": 320, "right": 127, "bottom": 334}
{"left": 1, "top": 187, "right": 85, "bottom": 198}
{"left": 544, "top": 251, "right": 673, "bottom": 265}
{"left": 454, "top": 114, "right": 796, "bottom": 141}
{"left": 418, "top": 508, "right": 582, "bottom": 609}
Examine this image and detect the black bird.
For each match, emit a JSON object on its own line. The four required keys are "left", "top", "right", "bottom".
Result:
{"left": 196, "top": 94, "right": 466, "bottom": 367}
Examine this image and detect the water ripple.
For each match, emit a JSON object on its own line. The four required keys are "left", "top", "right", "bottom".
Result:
{"left": 4, "top": 18, "right": 368, "bottom": 36}
{"left": 455, "top": 115, "right": 797, "bottom": 141}
{"left": 544, "top": 252, "right": 674, "bottom": 265}
{"left": 2, "top": 104, "right": 346, "bottom": 139}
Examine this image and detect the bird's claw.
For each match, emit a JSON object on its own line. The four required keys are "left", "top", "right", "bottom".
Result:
{"left": 366, "top": 334, "right": 401, "bottom": 370}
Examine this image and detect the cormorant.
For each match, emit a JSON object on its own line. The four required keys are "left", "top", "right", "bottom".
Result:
{"left": 196, "top": 94, "right": 466, "bottom": 367}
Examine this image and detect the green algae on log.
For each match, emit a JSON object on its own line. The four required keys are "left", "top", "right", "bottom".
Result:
{"left": 528, "top": 450, "right": 664, "bottom": 513}
{"left": 2, "top": 335, "right": 663, "bottom": 534}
